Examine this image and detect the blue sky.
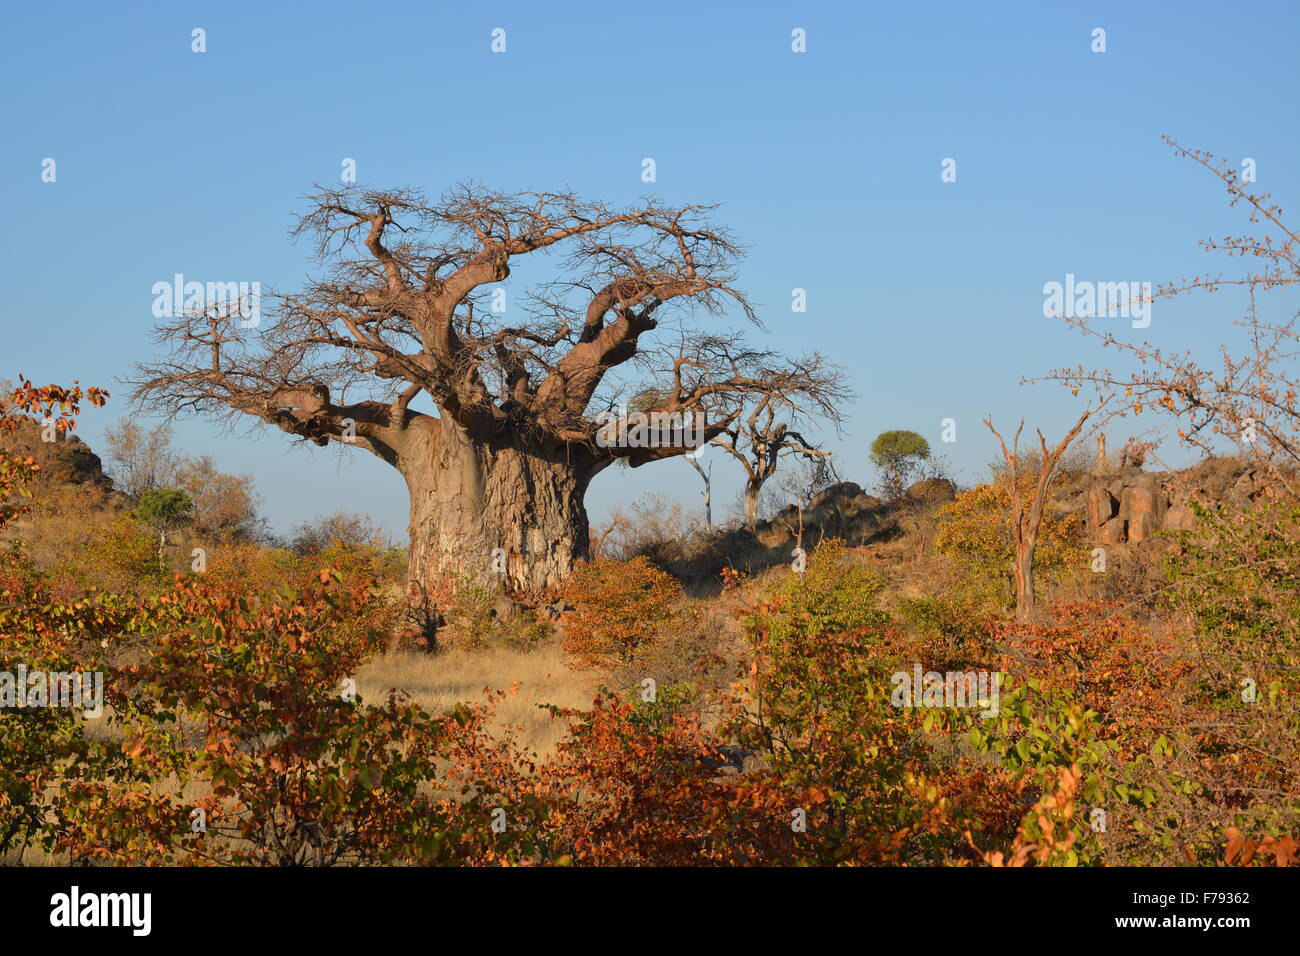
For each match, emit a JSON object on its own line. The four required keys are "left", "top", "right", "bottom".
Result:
{"left": 3, "top": 0, "right": 1298, "bottom": 540}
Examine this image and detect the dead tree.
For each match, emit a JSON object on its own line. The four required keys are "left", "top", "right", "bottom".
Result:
{"left": 131, "top": 185, "right": 843, "bottom": 601}
{"left": 710, "top": 365, "right": 850, "bottom": 533}
{"left": 1041, "top": 137, "right": 1300, "bottom": 482}
{"left": 985, "top": 401, "right": 1105, "bottom": 622}
{"left": 683, "top": 450, "right": 713, "bottom": 527}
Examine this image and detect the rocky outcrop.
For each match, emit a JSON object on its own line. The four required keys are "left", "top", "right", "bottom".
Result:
{"left": 733, "top": 459, "right": 1265, "bottom": 558}
{"left": 1082, "top": 457, "right": 1274, "bottom": 544}
{"left": 1086, "top": 469, "right": 1166, "bottom": 544}
{"left": 0, "top": 419, "right": 125, "bottom": 552}
{"left": 747, "top": 478, "right": 956, "bottom": 551}
{"left": 0, "top": 417, "right": 114, "bottom": 489}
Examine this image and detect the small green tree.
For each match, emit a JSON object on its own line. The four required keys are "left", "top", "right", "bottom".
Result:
{"left": 133, "top": 487, "right": 193, "bottom": 571}
{"left": 870, "top": 430, "right": 931, "bottom": 499}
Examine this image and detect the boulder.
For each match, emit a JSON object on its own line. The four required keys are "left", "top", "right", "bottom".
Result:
{"left": 1087, "top": 485, "right": 1120, "bottom": 531}
{"left": 1163, "top": 503, "right": 1196, "bottom": 531}
{"left": 1098, "top": 516, "right": 1128, "bottom": 545}
{"left": 489, "top": 597, "right": 527, "bottom": 621}
{"left": 1118, "top": 474, "right": 1165, "bottom": 543}
{"left": 905, "top": 477, "right": 957, "bottom": 506}
{"left": 542, "top": 600, "right": 575, "bottom": 621}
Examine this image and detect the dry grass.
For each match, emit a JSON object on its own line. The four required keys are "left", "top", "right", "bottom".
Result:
{"left": 354, "top": 643, "right": 604, "bottom": 758}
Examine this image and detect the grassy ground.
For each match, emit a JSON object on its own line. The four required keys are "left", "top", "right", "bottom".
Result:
{"left": 355, "top": 644, "right": 604, "bottom": 758}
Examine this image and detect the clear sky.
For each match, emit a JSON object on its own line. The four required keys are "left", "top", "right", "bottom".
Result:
{"left": 3, "top": 0, "right": 1298, "bottom": 540}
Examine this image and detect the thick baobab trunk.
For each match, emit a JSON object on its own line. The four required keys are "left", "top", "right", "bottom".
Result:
{"left": 401, "top": 424, "right": 592, "bottom": 606}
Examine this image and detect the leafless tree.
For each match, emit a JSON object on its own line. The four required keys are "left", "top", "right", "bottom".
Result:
{"left": 1039, "top": 137, "right": 1300, "bottom": 482}
{"left": 710, "top": 359, "right": 850, "bottom": 532}
{"left": 103, "top": 419, "right": 178, "bottom": 500}
{"left": 774, "top": 454, "right": 841, "bottom": 510}
{"left": 683, "top": 451, "right": 713, "bottom": 528}
{"left": 131, "top": 185, "right": 843, "bottom": 600}
{"left": 290, "top": 511, "right": 391, "bottom": 556}
{"left": 985, "top": 400, "right": 1105, "bottom": 623}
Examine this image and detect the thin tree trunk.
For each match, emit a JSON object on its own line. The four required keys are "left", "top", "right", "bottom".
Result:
{"left": 743, "top": 477, "right": 763, "bottom": 533}
{"left": 686, "top": 454, "right": 712, "bottom": 528}
{"left": 1013, "top": 537, "right": 1036, "bottom": 622}
{"left": 986, "top": 403, "right": 1104, "bottom": 625}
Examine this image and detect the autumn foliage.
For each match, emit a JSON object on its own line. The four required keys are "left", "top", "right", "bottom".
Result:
{"left": 935, "top": 474, "right": 1083, "bottom": 600}
{"left": 560, "top": 555, "right": 685, "bottom": 667}
{"left": 1, "top": 381, "right": 1295, "bottom": 868}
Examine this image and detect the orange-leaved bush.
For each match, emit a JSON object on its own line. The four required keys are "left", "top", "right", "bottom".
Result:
{"left": 52, "top": 571, "right": 535, "bottom": 866}
{"left": 560, "top": 555, "right": 685, "bottom": 667}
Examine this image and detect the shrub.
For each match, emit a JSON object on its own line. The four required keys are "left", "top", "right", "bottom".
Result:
{"left": 49, "top": 513, "right": 161, "bottom": 597}
{"left": 935, "top": 476, "right": 1082, "bottom": 600}
{"left": 894, "top": 588, "right": 999, "bottom": 662}
{"left": 439, "top": 581, "right": 550, "bottom": 653}
{"left": 627, "top": 681, "right": 698, "bottom": 735}
{"left": 762, "top": 538, "right": 890, "bottom": 641}
{"left": 52, "top": 572, "right": 538, "bottom": 865}
{"left": 290, "top": 512, "right": 390, "bottom": 556}
{"left": 561, "top": 556, "right": 685, "bottom": 667}
{"left": 1163, "top": 495, "right": 1300, "bottom": 844}
{"left": 729, "top": 557, "right": 926, "bottom": 864}
{"left": 592, "top": 493, "right": 723, "bottom": 588}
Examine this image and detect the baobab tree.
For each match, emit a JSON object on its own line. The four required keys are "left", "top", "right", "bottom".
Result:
{"left": 131, "top": 185, "right": 842, "bottom": 602}
{"left": 711, "top": 368, "right": 849, "bottom": 532}
{"left": 985, "top": 400, "right": 1106, "bottom": 622}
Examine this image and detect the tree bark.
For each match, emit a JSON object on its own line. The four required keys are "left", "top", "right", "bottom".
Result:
{"left": 1013, "top": 535, "right": 1037, "bottom": 622}
{"left": 400, "top": 422, "right": 593, "bottom": 606}
{"left": 685, "top": 454, "right": 712, "bottom": 528}
{"left": 743, "top": 477, "right": 764, "bottom": 533}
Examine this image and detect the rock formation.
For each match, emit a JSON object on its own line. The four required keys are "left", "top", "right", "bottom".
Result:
{"left": 1079, "top": 457, "right": 1274, "bottom": 545}
{"left": 747, "top": 478, "right": 957, "bottom": 551}
{"left": 0, "top": 417, "right": 114, "bottom": 490}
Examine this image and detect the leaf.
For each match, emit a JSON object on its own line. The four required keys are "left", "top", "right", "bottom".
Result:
{"left": 1225, "top": 826, "right": 1246, "bottom": 865}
